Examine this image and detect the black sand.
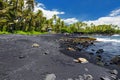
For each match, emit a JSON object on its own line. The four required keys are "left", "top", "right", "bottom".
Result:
{"left": 0, "top": 34, "right": 119, "bottom": 80}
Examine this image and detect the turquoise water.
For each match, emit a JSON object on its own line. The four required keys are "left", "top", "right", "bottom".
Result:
{"left": 86, "top": 34, "right": 120, "bottom": 55}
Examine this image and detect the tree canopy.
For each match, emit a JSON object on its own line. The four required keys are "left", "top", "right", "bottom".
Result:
{"left": 0, "top": 0, "right": 120, "bottom": 35}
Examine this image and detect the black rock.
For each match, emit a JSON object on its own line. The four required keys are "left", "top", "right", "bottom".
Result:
{"left": 91, "top": 42, "right": 94, "bottom": 45}
{"left": 19, "top": 55, "right": 26, "bottom": 59}
{"left": 111, "top": 55, "right": 120, "bottom": 65}
{"left": 110, "top": 74, "right": 117, "bottom": 80}
{"left": 100, "top": 76, "right": 111, "bottom": 80}
{"left": 91, "top": 49, "right": 95, "bottom": 51}
{"left": 96, "top": 55, "right": 102, "bottom": 61}
{"left": 89, "top": 52, "right": 94, "bottom": 55}
{"left": 96, "top": 49, "right": 104, "bottom": 54}
{"left": 104, "top": 62, "right": 110, "bottom": 66}
{"left": 83, "top": 74, "right": 93, "bottom": 80}
{"left": 44, "top": 52, "right": 48, "bottom": 55}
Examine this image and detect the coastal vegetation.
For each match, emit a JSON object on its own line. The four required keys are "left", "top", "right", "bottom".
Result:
{"left": 0, "top": 0, "right": 120, "bottom": 35}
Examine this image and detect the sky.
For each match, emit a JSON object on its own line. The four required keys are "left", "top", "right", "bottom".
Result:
{"left": 35, "top": 0, "right": 120, "bottom": 26}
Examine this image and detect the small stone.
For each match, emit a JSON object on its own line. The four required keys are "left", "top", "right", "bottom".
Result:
{"left": 32, "top": 43, "right": 39, "bottom": 48}
{"left": 96, "top": 55, "right": 102, "bottom": 61}
{"left": 96, "top": 61, "right": 104, "bottom": 66}
{"left": 91, "top": 42, "right": 94, "bottom": 44}
{"left": 110, "top": 74, "right": 117, "bottom": 79}
{"left": 104, "top": 62, "right": 110, "bottom": 66}
{"left": 64, "top": 33, "right": 70, "bottom": 35}
{"left": 109, "top": 69, "right": 118, "bottom": 75}
{"left": 89, "top": 52, "right": 94, "bottom": 55}
{"left": 96, "top": 49, "right": 104, "bottom": 54}
{"left": 91, "top": 49, "right": 95, "bottom": 51}
{"left": 44, "top": 52, "right": 48, "bottom": 55}
{"left": 85, "top": 68, "right": 89, "bottom": 71}
{"left": 78, "top": 75, "right": 84, "bottom": 80}
{"left": 45, "top": 73, "right": 56, "bottom": 80}
{"left": 100, "top": 77, "right": 111, "bottom": 80}
{"left": 44, "top": 50, "right": 49, "bottom": 55}
{"left": 67, "top": 47, "right": 76, "bottom": 51}
{"left": 19, "top": 55, "right": 26, "bottom": 59}
{"left": 84, "top": 74, "right": 93, "bottom": 80}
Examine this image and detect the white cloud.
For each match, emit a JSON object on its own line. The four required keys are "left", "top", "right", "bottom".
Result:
{"left": 109, "top": 9, "right": 120, "bottom": 17}
{"left": 84, "top": 8, "right": 120, "bottom": 27}
{"left": 84, "top": 16, "right": 120, "bottom": 26}
{"left": 34, "top": 2, "right": 79, "bottom": 24}
{"left": 34, "top": 3, "right": 65, "bottom": 19}
{"left": 63, "top": 18, "right": 79, "bottom": 25}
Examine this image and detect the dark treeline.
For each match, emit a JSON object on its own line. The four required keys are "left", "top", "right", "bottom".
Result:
{"left": 0, "top": 0, "right": 120, "bottom": 34}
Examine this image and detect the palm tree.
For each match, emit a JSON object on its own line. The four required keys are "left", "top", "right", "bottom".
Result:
{"left": 34, "top": 10, "right": 43, "bottom": 31}
{"left": 26, "top": 0, "right": 35, "bottom": 11}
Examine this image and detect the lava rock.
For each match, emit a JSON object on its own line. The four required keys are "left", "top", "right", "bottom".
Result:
{"left": 110, "top": 74, "right": 117, "bottom": 80}
{"left": 89, "top": 52, "right": 94, "bottom": 55}
{"left": 111, "top": 55, "right": 120, "bottom": 65}
{"left": 83, "top": 74, "right": 93, "bottom": 80}
{"left": 100, "top": 76, "right": 111, "bottom": 80}
{"left": 96, "top": 49, "right": 104, "bottom": 54}
{"left": 44, "top": 52, "right": 48, "bottom": 55}
{"left": 104, "top": 62, "right": 110, "bottom": 66}
{"left": 19, "top": 55, "right": 26, "bottom": 59}
{"left": 91, "top": 49, "right": 95, "bottom": 51}
{"left": 44, "top": 50, "right": 49, "bottom": 55}
{"left": 96, "top": 61, "right": 104, "bottom": 66}
{"left": 96, "top": 55, "right": 102, "bottom": 61}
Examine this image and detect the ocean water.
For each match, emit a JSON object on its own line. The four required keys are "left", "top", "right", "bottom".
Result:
{"left": 86, "top": 34, "right": 120, "bottom": 56}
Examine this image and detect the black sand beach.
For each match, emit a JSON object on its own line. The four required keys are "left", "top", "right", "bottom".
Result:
{"left": 0, "top": 34, "right": 119, "bottom": 80}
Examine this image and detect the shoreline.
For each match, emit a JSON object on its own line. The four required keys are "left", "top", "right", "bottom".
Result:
{"left": 60, "top": 34, "right": 120, "bottom": 78}
{"left": 0, "top": 34, "right": 119, "bottom": 80}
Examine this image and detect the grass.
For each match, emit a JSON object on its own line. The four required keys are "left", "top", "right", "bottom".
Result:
{"left": 14, "top": 31, "right": 48, "bottom": 35}
{"left": 0, "top": 31, "right": 10, "bottom": 34}
{"left": 0, "top": 31, "right": 48, "bottom": 35}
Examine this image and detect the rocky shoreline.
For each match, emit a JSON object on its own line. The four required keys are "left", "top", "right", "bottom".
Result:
{"left": 60, "top": 34, "right": 120, "bottom": 79}
{"left": 0, "top": 34, "right": 120, "bottom": 80}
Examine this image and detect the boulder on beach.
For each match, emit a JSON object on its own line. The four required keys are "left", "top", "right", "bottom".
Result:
{"left": 32, "top": 43, "right": 40, "bottom": 48}
{"left": 73, "top": 58, "right": 89, "bottom": 63}
{"left": 111, "top": 55, "right": 120, "bottom": 65}
{"left": 96, "top": 49, "right": 104, "bottom": 54}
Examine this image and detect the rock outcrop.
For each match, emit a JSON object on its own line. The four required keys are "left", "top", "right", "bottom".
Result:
{"left": 111, "top": 55, "right": 120, "bottom": 65}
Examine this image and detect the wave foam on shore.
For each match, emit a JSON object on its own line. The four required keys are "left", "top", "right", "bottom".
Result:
{"left": 97, "top": 38, "right": 120, "bottom": 43}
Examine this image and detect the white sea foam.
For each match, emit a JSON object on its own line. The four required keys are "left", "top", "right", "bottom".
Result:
{"left": 97, "top": 38, "right": 120, "bottom": 43}
{"left": 112, "top": 34, "right": 120, "bottom": 36}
